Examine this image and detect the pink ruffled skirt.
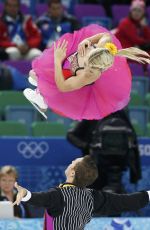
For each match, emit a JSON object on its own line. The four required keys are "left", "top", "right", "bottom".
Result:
{"left": 32, "top": 24, "right": 131, "bottom": 120}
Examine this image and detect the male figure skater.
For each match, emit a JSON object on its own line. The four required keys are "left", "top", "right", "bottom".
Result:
{"left": 13, "top": 155, "right": 149, "bottom": 230}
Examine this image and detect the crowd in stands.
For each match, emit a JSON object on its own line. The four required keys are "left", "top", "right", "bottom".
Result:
{"left": 0, "top": 0, "right": 149, "bottom": 92}
{"left": 0, "top": 0, "right": 42, "bottom": 61}
{"left": 0, "top": 0, "right": 149, "bottom": 61}
{"left": 114, "top": 0, "right": 150, "bottom": 52}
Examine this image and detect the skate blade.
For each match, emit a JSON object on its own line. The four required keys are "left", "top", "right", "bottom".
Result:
{"left": 30, "top": 101, "right": 47, "bottom": 119}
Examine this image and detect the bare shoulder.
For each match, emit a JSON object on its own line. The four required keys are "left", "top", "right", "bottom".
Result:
{"left": 76, "top": 68, "right": 100, "bottom": 78}
{"left": 85, "top": 68, "right": 101, "bottom": 80}
{"left": 76, "top": 68, "right": 101, "bottom": 84}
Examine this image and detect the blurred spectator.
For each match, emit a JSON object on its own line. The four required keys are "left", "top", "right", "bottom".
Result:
{"left": 0, "top": 165, "right": 31, "bottom": 218}
{"left": 0, "top": 0, "right": 42, "bottom": 60}
{"left": 115, "top": 0, "right": 150, "bottom": 52}
{"left": 37, "top": 0, "right": 80, "bottom": 50}
{"left": 67, "top": 110, "right": 141, "bottom": 192}
{"left": 0, "top": 63, "right": 29, "bottom": 90}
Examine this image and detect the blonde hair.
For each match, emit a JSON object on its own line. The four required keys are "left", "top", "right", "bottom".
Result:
{"left": 117, "top": 47, "right": 150, "bottom": 63}
{"left": 0, "top": 165, "right": 18, "bottom": 180}
{"left": 88, "top": 46, "right": 150, "bottom": 72}
{"left": 88, "top": 48, "right": 114, "bottom": 72}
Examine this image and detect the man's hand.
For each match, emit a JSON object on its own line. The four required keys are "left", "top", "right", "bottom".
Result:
{"left": 13, "top": 182, "right": 27, "bottom": 206}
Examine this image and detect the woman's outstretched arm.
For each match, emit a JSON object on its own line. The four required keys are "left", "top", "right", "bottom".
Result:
{"left": 87, "top": 32, "right": 112, "bottom": 45}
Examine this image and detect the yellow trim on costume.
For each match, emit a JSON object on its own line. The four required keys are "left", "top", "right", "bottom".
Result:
{"left": 59, "top": 183, "right": 76, "bottom": 188}
{"left": 104, "top": 42, "right": 118, "bottom": 55}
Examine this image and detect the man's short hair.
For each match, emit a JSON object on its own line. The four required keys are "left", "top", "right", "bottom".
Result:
{"left": 0, "top": 165, "right": 18, "bottom": 180}
{"left": 73, "top": 155, "right": 98, "bottom": 188}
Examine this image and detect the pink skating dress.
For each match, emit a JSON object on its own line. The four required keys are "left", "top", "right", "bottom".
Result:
{"left": 32, "top": 24, "right": 132, "bottom": 120}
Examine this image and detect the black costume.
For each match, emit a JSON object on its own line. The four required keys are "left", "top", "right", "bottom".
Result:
{"left": 24, "top": 183, "right": 149, "bottom": 230}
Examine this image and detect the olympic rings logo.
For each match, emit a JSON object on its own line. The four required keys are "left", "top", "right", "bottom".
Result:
{"left": 17, "top": 141, "right": 49, "bottom": 159}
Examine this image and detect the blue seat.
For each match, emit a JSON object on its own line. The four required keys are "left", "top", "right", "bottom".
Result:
{"left": 129, "top": 90, "right": 143, "bottom": 106}
{"left": 131, "top": 119, "right": 144, "bottom": 136}
{"left": 147, "top": 6, "right": 150, "bottom": 24}
{"left": 128, "top": 106, "right": 150, "bottom": 134}
{"left": 129, "top": 63, "right": 145, "bottom": 76}
{"left": 4, "top": 60, "right": 31, "bottom": 75}
{"left": 47, "top": 110, "right": 73, "bottom": 129}
{"left": 74, "top": 4, "right": 106, "bottom": 22}
{"left": 0, "top": 111, "right": 2, "bottom": 121}
{"left": 132, "top": 77, "right": 149, "bottom": 100}
{"left": 82, "top": 16, "right": 112, "bottom": 29}
{"left": 5, "top": 106, "right": 38, "bottom": 134}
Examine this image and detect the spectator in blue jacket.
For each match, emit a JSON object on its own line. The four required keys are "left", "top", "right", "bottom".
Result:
{"left": 37, "top": 0, "right": 80, "bottom": 50}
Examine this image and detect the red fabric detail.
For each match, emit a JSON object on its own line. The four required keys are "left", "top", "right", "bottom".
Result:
{"left": 62, "top": 69, "right": 72, "bottom": 79}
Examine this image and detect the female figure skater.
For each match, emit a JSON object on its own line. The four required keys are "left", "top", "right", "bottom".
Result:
{"left": 24, "top": 24, "right": 150, "bottom": 120}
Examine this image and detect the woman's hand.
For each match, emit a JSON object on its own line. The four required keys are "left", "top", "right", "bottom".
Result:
{"left": 78, "top": 39, "right": 91, "bottom": 56}
{"left": 97, "top": 33, "right": 112, "bottom": 48}
{"left": 13, "top": 182, "right": 27, "bottom": 206}
{"left": 54, "top": 40, "right": 68, "bottom": 63}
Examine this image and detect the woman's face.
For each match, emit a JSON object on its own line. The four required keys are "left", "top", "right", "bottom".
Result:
{"left": 130, "top": 7, "right": 145, "bottom": 21}
{"left": 0, "top": 174, "right": 15, "bottom": 194}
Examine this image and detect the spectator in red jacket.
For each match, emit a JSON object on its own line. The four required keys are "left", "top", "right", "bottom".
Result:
{"left": 115, "top": 0, "right": 150, "bottom": 52}
{"left": 0, "top": 0, "right": 42, "bottom": 60}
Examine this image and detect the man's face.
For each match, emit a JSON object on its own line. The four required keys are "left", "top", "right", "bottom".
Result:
{"left": 48, "top": 3, "right": 63, "bottom": 19}
{"left": 65, "top": 158, "right": 83, "bottom": 178}
{"left": 0, "top": 174, "right": 16, "bottom": 194}
{"left": 5, "top": 0, "right": 20, "bottom": 18}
